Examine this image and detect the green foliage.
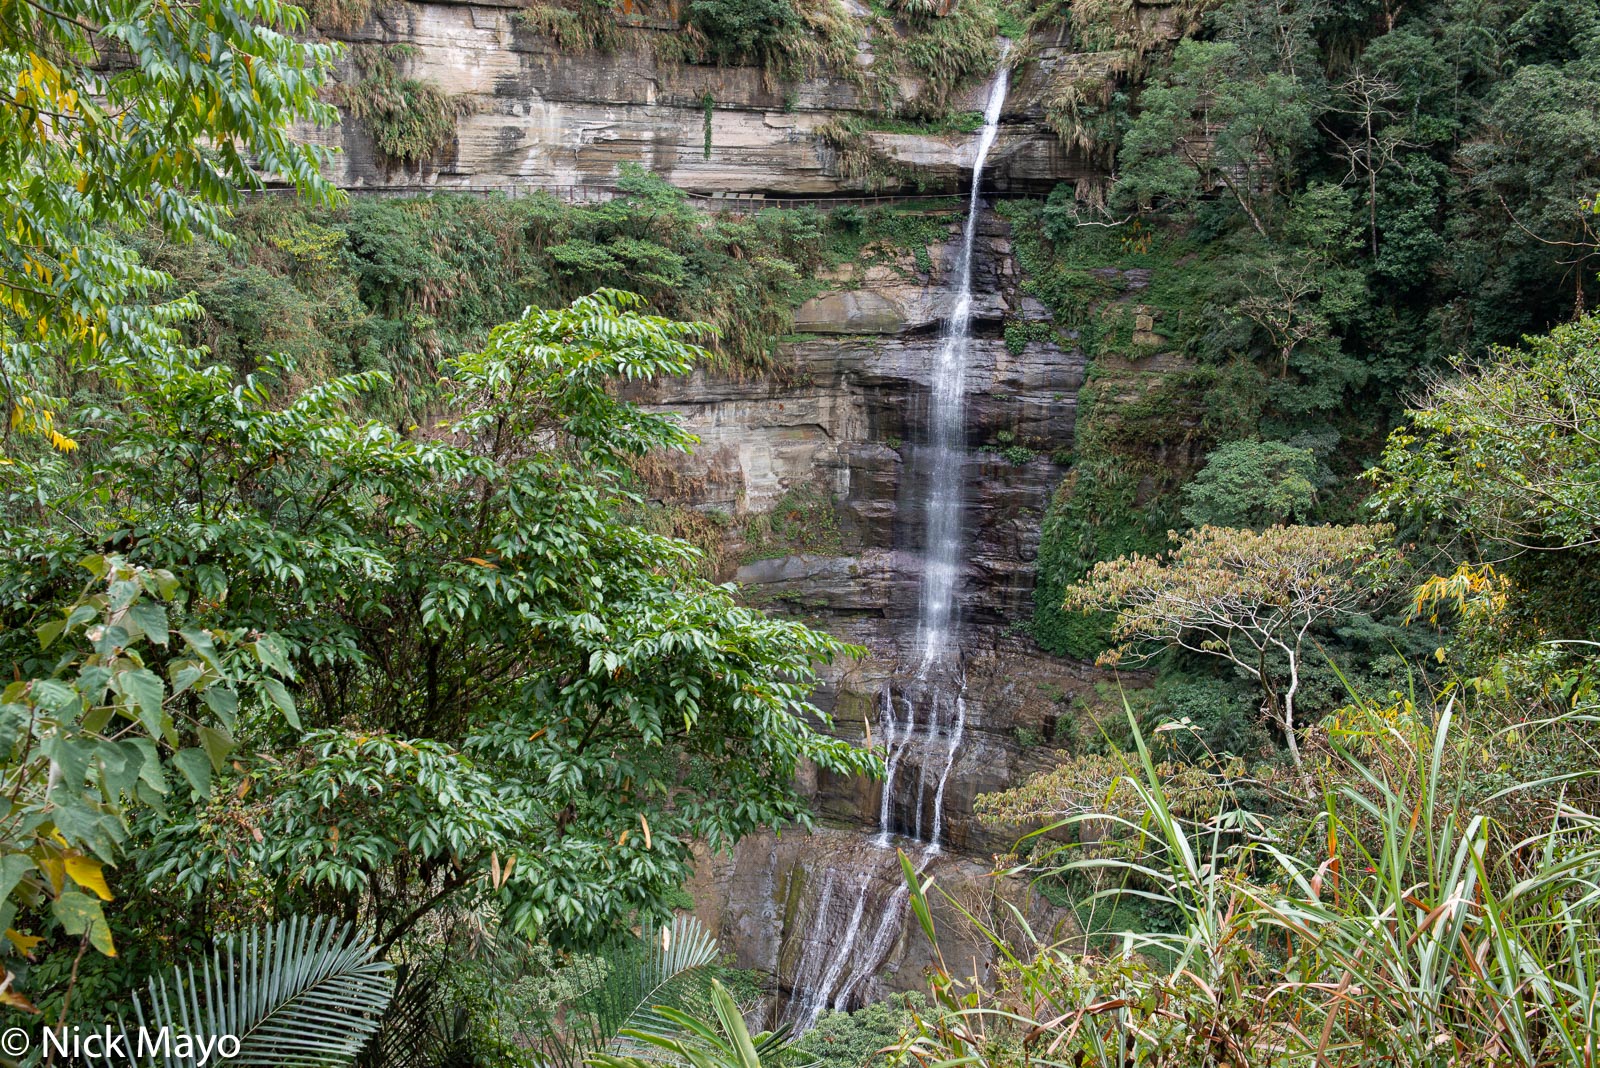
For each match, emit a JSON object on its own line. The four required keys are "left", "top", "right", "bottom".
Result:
{"left": 524, "top": 915, "right": 722, "bottom": 1068}
{"left": 592, "top": 978, "right": 799, "bottom": 1068}
{"left": 741, "top": 485, "right": 844, "bottom": 562}
{"left": 915, "top": 690, "right": 1600, "bottom": 1066}
{"left": 1003, "top": 319, "right": 1054, "bottom": 355}
{"left": 1065, "top": 523, "right": 1398, "bottom": 765}
{"left": 0, "top": 0, "right": 342, "bottom": 1000}
{"left": 687, "top": 0, "right": 801, "bottom": 64}
{"left": 1001, "top": 444, "right": 1036, "bottom": 465}
{"left": 0, "top": 0, "right": 337, "bottom": 461}
{"left": 795, "top": 992, "right": 926, "bottom": 1068}
{"left": 1114, "top": 39, "right": 1313, "bottom": 236}
{"left": 1371, "top": 313, "right": 1600, "bottom": 641}
{"left": 1181, "top": 439, "right": 1318, "bottom": 528}
{"left": 824, "top": 205, "right": 958, "bottom": 276}
{"left": 870, "top": 0, "right": 1004, "bottom": 119}
{"left": 135, "top": 172, "right": 834, "bottom": 407}
{"left": 0, "top": 292, "right": 877, "bottom": 1018}
{"left": 339, "top": 46, "right": 468, "bottom": 167}
{"left": 1031, "top": 461, "right": 1174, "bottom": 660}
{"left": 0, "top": 555, "right": 299, "bottom": 989}
{"left": 1371, "top": 313, "right": 1600, "bottom": 559}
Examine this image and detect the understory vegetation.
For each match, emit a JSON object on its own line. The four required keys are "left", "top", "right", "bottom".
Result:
{"left": 137, "top": 170, "right": 967, "bottom": 418}
{"left": 1025, "top": 0, "right": 1600, "bottom": 713}
{"left": 886, "top": 1, "right": 1600, "bottom": 1064}
{"left": 4, "top": 0, "right": 1600, "bottom": 1063}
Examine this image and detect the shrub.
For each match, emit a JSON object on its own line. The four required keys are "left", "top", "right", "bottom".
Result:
{"left": 1181, "top": 439, "right": 1318, "bottom": 528}
{"left": 686, "top": 0, "right": 800, "bottom": 63}
{"left": 339, "top": 45, "right": 468, "bottom": 166}
{"left": 913, "top": 692, "right": 1600, "bottom": 1067}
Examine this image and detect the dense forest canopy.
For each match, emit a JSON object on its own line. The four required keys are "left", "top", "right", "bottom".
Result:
{"left": 1, "top": 0, "right": 1599, "bottom": 1064}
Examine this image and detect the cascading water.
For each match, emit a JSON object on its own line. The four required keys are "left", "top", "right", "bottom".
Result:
{"left": 912, "top": 50, "right": 1009, "bottom": 673}
{"left": 782, "top": 53, "right": 1010, "bottom": 1030}
{"left": 876, "top": 44, "right": 1010, "bottom": 855}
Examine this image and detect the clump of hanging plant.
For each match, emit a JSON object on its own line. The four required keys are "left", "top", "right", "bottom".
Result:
{"left": 513, "top": 0, "right": 623, "bottom": 51}
{"left": 817, "top": 117, "right": 919, "bottom": 193}
{"left": 339, "top": 45, "right": 471, "bottom": 167}
{"left": 1043, "top": 75, "right": 1119, "bottom": 169}
{"left": 298, "top": 0, "right": 376, "bottom": 32}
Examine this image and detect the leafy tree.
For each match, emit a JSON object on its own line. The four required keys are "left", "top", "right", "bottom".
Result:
{"left": 1064, "top": 524, "right": 1396, "bottom": 766}
{"left": 0, "top": 0, "right": 338, "bottom": 456}
{"left": 1114, "top": 40, "right": 1315, "bottom": 237}
{"left": 4, "top": 291, "right": 873, "bottom": 973}
{"left": 685, "top": 0, "right": 800, "bottom": 64}
{"left": 1182, "top": 440, "right": 1318, "bottom": 529}
{"left": 0, "top": 556, "right": 298, "bottom": 1012}
{"left": 1370, "top": 314, "right": 1600, "bottom": 554}
{"left": 1370, "top": 313, "right": 1600, "bottom": 640}
{"left": 0, "top": 0, "right": 342, "bottom": 1012}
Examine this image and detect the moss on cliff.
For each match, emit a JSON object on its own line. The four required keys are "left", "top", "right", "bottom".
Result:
{"left": 1000, "top": 200, "right": 1209, "bottom": 658}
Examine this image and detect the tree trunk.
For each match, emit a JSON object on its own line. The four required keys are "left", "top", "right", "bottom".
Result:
{"left": 1282, "top": 651, "right": 1302, "bottom": 768}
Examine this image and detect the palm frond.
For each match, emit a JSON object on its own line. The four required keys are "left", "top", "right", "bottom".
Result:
{"left": 532, "top": 914, "right": 721, "bottom": 1068}
{"left": 594, "top": 979, "right": 797, "bottom": 1068}
{"left": 606, "top": 914, "right": 721, "bottom": 1042}
{"left": 95, "top": 915, "right": 394, "bottom": 1068}
{"left": 358, "top": 960, "right": 478, "bottom": 1068}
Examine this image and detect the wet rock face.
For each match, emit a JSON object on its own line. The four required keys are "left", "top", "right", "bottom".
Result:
{"left": 303, "top": 5, "right": 1105, "bottom": 195}
{"left": 642, "top": 209, "right": 1105, "bottom": 1009}
{"left": 687, "top": 826, "right": 1071, "bottom": 1025}
{"left": 644, "top": 209, "right": 1084, "bottom": 637}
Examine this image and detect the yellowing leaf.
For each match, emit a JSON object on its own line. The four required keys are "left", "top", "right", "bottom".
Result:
{"left": 0, "top": 988, "right": 38, "bottom": 1014}
{"left": 4, "top": 929, "right": 43, "bottom": 957}
{"left": 64, "top": 856, "right": 112, "bottom": 901}
{"left": 35, "top": 857, "right": 64, "bottom": 896}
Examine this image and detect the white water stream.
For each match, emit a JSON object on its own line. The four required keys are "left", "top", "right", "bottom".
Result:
{"left": 784, "top": 53, "right": 1011, "bottom": 1030}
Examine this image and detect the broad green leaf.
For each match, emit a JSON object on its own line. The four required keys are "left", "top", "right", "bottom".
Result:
{"left": 201, "top": 685, "right": 240, "bottom": 730}
{"left": 198, "top": 725, "right": 236, "bottom": 772}
{"left": 173, "top": 748, "right": 213, "bottom": 798}
{"left": 36, "top": 618, "right": 65, "bottom": 649}
{"left": 0, "top": 855, "right": 34, "bottom": 905}
{"left": 53, "top": 891, "right": 115, "bottom": 956}
{"left": 117, "top": 668, "right": 166, "bottom": 738}
{"left": 260, "top": 678, "right": 301, "bottom": 729}
{"left": 126, "top": 601, "right": 169, "bottom": 645}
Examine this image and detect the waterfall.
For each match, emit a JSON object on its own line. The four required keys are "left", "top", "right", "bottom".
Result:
{"left": 878, "top": 49, "right": 1010, "bottom": 852}
{"left": 782, "top": 53, "right": 1011, "bottom": 1030}
{"left": 913, "top": 50, "right": 1010, "bottom": 669}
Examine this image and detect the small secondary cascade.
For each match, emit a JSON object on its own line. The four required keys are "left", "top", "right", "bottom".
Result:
{"left": 782, "top": 53, "right": 1011, "bottom": 1032}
